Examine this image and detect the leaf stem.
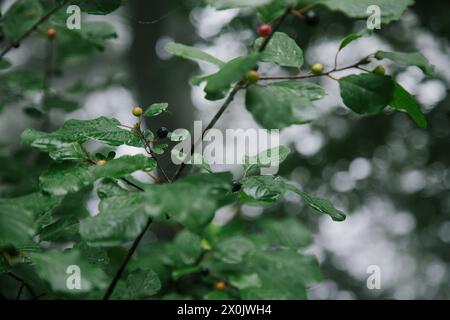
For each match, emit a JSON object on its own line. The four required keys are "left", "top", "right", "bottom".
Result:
{"left": 0, "top": 0, "right": 69, "bottom": 58}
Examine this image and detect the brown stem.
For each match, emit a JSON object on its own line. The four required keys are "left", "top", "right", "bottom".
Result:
{"left": 171, "top": 84, "right": 244, "bottom": 181}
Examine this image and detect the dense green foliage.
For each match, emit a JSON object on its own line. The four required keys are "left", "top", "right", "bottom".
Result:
{"left": 0, "top": 0, "right": 435, "bottom": 300}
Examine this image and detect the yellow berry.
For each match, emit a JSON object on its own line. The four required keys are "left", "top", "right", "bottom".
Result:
{"left": 311, "top": 63, "right": 324, "bottom": 74}
{"left": 132, "top": 107, "right": 143, "bottom": 117}
{"left": 246, "top": 70, "right": 260, "bottom": 83}
{"left": 97, "top": 160, "right": 106, "bottom": 166}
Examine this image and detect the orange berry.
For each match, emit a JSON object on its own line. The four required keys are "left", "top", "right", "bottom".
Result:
{"left": 215, "top": 281, "right": 226, "bottom": 290}
{"left": 132, "top": 107, "right": 143, "bottom": 117}
{"left": 47, "top": 28, "right": 57, "bottom": 39}
{"left": 97, "top": 160, "right": 107, "bottom": 166}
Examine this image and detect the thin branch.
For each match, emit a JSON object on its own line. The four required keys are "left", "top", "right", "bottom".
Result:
{"left": 121, "top": 177, "right": 145, "bottom": 192}
{"left": 172, "top": 83, "right": 244, "bottom": 181}
{"left": 7, "top": 272, "right": 39, "bottom": 300}
{"left": 259, "top": 55, "right": 373, "bottom": 81}
{"left": 103, "top": 218, "right": 153, "bottom": 300}
{"left": 0, "top": 0, "right": 69, "bottom": 58}
{"left": 16, "top": 283, "right": 25, "bottom": 300}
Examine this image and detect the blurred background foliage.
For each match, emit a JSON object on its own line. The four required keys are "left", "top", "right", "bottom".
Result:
{"left": 0, "top": 0, "right": 449, "bottom": 299}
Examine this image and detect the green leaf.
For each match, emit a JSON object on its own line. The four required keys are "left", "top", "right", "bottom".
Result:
{"left": 246, "top": 82, "right": 322, "bottom": 128}
{"left": 339, "top": 73, "right": 395, "bottom": 114}
{"left": 244, "top": 146, "right": 291, "bottom": 174}
{"left": 143, "top": 102, "right": 169, "bottom": 117}
{"left": 73, "top": 0, "right": 122, "bottom": 15}
{"left": 39, "top": 216, "right": 79, "bottom": 242}
{"left": 80, "top": 173, "right": 233, "bottom": 246}
{"left": 40, "top": 155, "right": 156, "bottom": 196}
{"left": 75, "top": 242, "right": 110, "bottom": 266}
{"left": 241, "top": 249, "right": 321, "bottom": 299}
{"left": 165, "top": 42, "right": 225, "bottom": 67}
{"left": 240, "top": 175, "right": 286, "bottom": 206}
{"left": 0, "top": 58, "right": 11, "bottom": 70}
{"left": 126, "top": 270, "right": 161, "bottom": 298}
{"left": 287, "top": 185, "right": 346, "bottom": 221}
{"left": 30, "top": 249, "right": 109, "bottom": 294}
{"left": 0, "top": 193, "right": 60, "bottom": 248}
{"left": 21, "top": 117, "right": 143, "bottom": 148}
{"left": 80, "top": 192, "right": 150, "bottom": 247}
{"left": 22, "top": 128, "right": 87, "bottom": 161}
{"left": 214, "top": 236, "right": 255, "bottom": 264}
{"left": 80, "top": 21, "right": 118, "bottom": 50}
{"left": 0, "top": 202, "right": 35, "bottom": 249}
{"left": 252, "top": 218, "right": 312, "bottom": 249}
{"left": 390, "top": 81, "right": 427, "bottom": 129}
{"left": 204, "top": 53, "right": 260, "bottom": 100}
{"left": 229, "top": 273, "right": 262, "bottom": 290}
{"left": 254, "top": 32, "right": 304, "bottom": 68}
{"left": 43, "top": 94, "right": 79, "bottom": 112}
{"left": 168, "top": 230, "right": 202, "bottom": 267}
{"left": 339, "top": 29, "right": 372, "bottom": 51}
{"left": 317, "top": 0, "right": 414, "bottom": 24}
{"left": 375, "top": 51, "right": 435, "bottom": 76}
{"left": 257, "top": 1, "right": 290, "bottom": 23}
{"left": 2, "top": 0, "right": 43, "bottom": 41}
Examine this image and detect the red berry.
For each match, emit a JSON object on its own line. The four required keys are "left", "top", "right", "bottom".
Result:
{"left": 258, "top": 24, "right": 272, "bottom": 37}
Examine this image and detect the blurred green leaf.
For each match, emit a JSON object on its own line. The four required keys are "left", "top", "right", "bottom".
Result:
{"left": 165, "top": 42, "right": 225, "bottom": 67}
{"left": 2, "top": 0, "right": 43, "bottom": 41}
{"left": 375, "top": 50, "right": 435, "bottom": 76}
{"left": 30, "top": 249, "right": 109, "bottom": 294}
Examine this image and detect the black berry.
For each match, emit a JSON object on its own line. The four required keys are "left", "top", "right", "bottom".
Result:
{"left": 231, "top": 180, "right": 242, "bottom": 192}
{"left": 156, "top": 127, "right": 169, "bottom": 139}
{"left": 200, "top": 267, "right": 210, "bottom": 276}
{"left": 305, "top": 11, "right": 319, "bottom": 26}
